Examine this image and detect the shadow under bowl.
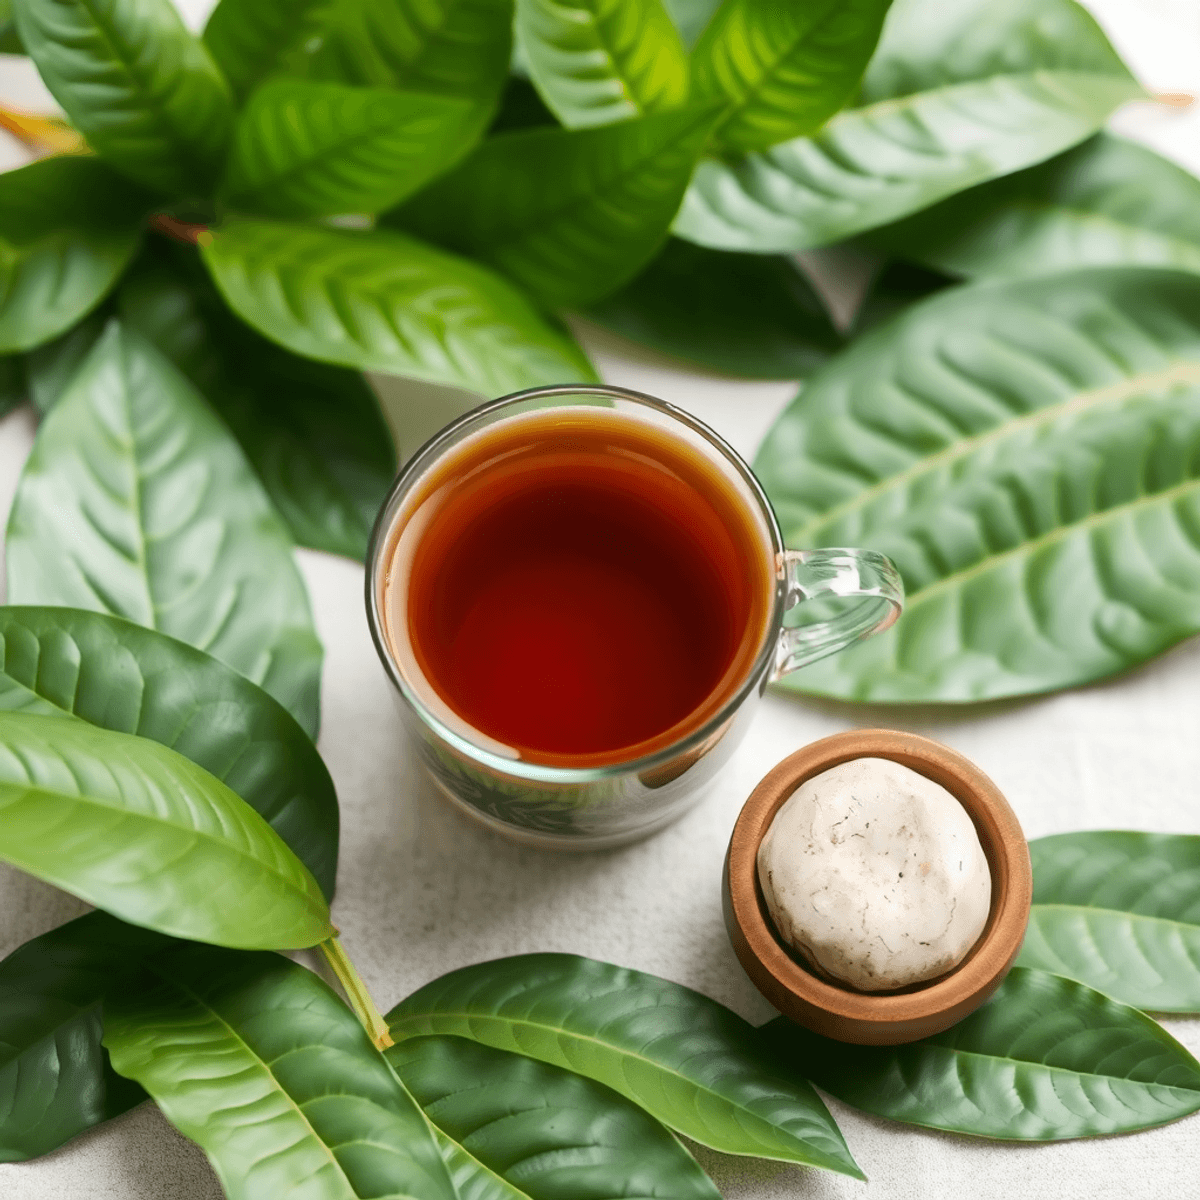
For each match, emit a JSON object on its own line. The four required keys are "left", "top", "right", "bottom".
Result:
{"left": 723, "top": 728, "right": 1032, "bottom": 1045}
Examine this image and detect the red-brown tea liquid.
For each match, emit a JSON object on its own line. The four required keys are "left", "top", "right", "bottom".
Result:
{"left": 393, "top": 408, "right": 772, "bottom": 767}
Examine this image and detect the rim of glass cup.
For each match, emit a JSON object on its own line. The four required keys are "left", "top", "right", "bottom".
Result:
{"left": 364, "top": 383, "right": 788, "bottom": 785}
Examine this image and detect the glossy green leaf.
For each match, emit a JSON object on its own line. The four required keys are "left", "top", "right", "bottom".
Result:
{"left": 13, "top": 0, "right": 233, "bottom": 196}
{"left": 118, "top": 243, "right": 396, "bottom": 561}
{"left": 23, "top": 308, "right": 107, "bottom": 414}
{"left": 5, "top": 320, "right": 323, "bottom": 736}
{"left": 661, "top": 0, "right": 719, "bottom": 48}
{"left": 764, "top": 967, "right": 1200, "bottom": 1139}
{"left": 0, "top": 0, "right": 22, "bottom": 52}
{"left": 692, "top": 0, "right": 892, "bottom": 153}
{"left": 295, "top": 0, "right": 512, "bottom": 104}
{"left": 224, "top": 80, "right": 485, "bottom": 218}
{"left": 106, "top": 947, "right": 457, "bottom": 1200}
{"left": 203, "top": 0, "right": 331, "bottom": 103}
{"left": 1016, "top": 832, "right": 1200, "bottom": 1013}
{"left": 202, "top": 218, "right": 597, "bottom": 393}
{"left": 0, "top": 912, "right": 159, "bottom": 1162}
{"left": 874, "top": 134, "right": 1200, "bottom": 281}
{"left": 0, "top": 712, "right": 332, "bottom": 948}
{"left": 673, "top": 0, "right": 1143, "bottom": 252}
{"left": 584, "top": 237, "right": 840, "bottom": 378}
{"left": 0, "top": 605, "right": 339, "bottom": 899}
{"left": 515, "top": 0, "right": 688, "bottom": 130}
{"left": 388, "top": 953, "right": 863, "bottom": 1178}
{"left": 0, "top": 158, "right": 144, "bottom": 355}
{"left": 388, "top": 1034, "right": 722, "bottom": 1200}
{"left": 754, "top": 267, "right": 1200, "bottom": 703}
{"left": 393, "top": 106, "right": 718, "bottom": 308}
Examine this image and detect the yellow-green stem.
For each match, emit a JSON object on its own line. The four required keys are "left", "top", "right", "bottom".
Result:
{"left": 319, "top": 937, "right": 394, "bottom": 1051}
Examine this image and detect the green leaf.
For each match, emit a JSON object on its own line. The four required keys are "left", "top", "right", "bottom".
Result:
{"left": 584, "top": 237, "right": 840, "bottom": 378}
{"left": 0, "top": 355, "right": 23, "bottom": 416}
{"left": 661, "top": 0, "right": 719, "bottom": 48}
{"left": 106, "top": 947, "right": 458, "bottom": 1200}
{"left": 13, "top": 0, "right": 234, "bottom": 196}
{"left": 1016, "top": 832, "right": 1200, "bottom": 1013}
{"left": 392, "top": 106, "right": 718, "bottom": 309}
{"left": 203, "top": 0, "right": 331, "bottom": 103}
{"left": 118, "top": 240, "right": 395, "bottom": 561}
{"left": 0, "top": 912, "right": 159, "bottom": 1162}
{"left": 0, "top": 712, "right": 333, "bottom": 948}
{"left": 202, "top": 218, "right": 597, "bottom": 393}
{"left": 488, "top": 74, "right": 555, "bottom": 135}
{"left": 692, "top": 0, "right": 892, "bottom": 153}
{"left": 515, "top": 0, "right": 688, "bottom": 130}
{"left": 673, "top": 0, "right": 1143, "bottom": 253}
{"left": 0, "top": 605, "right": 339, "bottom": 899}
{"left": 23, "top": 308, "right": 108, "bottom": 414}
{"left": 223, "top": 79, "right": 486, "bottom": 218}
{"left": 0, "top": 0, "right": 22, "bottom": 54}
{"left": 388, "top": 1034, "right": 722, "bottom": 1200}
{"left": 763, "top": 967, "right": 1200, "bottom": 1139}
{"left": 0, "top": 158, "right": 144, "bottom": 355}
{"left": 873, "top": 134, "right": 1200, "bottom": 281}
{"left": 5, "top": 320, "right": 323, "bottom": 736}
{"left": 753, "top": 266, "right": 1200, "bottom": 703}
{"left": 387, "top": 953, "right": 864, "bottom": 1178}
{"left": 295, "top": 0, "right": 512, "bottom": 103}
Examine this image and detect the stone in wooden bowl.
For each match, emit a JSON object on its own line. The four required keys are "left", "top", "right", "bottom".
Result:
{"left": 723, "top": 729, "right": 1032, "bottom": 1045}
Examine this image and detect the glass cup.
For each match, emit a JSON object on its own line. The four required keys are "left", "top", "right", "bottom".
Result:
{"left": 365, "top": 385, "right": 903, "bottom": 850}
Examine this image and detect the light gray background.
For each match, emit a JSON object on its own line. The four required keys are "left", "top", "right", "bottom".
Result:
{"left": 2, "top": 2, "right": 1200, "bottom": 1196}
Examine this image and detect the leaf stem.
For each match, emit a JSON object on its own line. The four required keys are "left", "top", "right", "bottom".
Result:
{"left": 319, "top": 937, "right": 394, "bottom": 1051}
{"left": 149, "top": 212, "right": 211, "bottom": 246}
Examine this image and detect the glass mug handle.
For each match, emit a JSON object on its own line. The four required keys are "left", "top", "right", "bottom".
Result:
{"left": 771, "top": 548, "right": 904, "bottom": 681}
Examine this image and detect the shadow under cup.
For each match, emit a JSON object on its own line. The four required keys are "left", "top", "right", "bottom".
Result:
{"left": 365, "top": 386, "right": 902, "bottom": 850}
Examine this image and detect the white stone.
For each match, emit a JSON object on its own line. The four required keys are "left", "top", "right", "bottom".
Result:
{"left": 757, "top": 757, "right": 992, "bottom": 991}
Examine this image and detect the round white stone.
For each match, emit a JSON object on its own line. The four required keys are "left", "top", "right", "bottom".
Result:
{"left": 756, "top": 756, "right": 992, "bottom": 991}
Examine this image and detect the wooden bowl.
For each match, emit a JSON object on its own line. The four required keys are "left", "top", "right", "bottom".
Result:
{"left": 723, "top": 729, "right": 1032, "bottom": 1045}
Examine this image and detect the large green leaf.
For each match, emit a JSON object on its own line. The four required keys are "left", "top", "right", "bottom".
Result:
{"left": 106, "top": 947, "right": 458, "bottom": 1200}
{"left": 1016, "top": 832, "right": 1200, "bottom": 1013}
{"left": 0, "top": 158, "right": 144, "bottom": 355}
{"left": 0, "top": 356, "right": 23, "bottom": 416}
{"left": 202, "top": 0, "right": 331, "bottom": 103}
{"left": 584, "top": 237, "right": 840, "bottom": 378}
{"left": 387, "top": 954, "right": 863, "bottom": 1178}
{"left": 0, "top": 605, "right": 338, "bottom": 899}
{"left": 389, "top": 1034, "right": 721, "bottom": 1200}
{"left": 223, "top": 79, "right": 485, "bottom": 218}
{"left": 0, "top": 0, "right": 22, "bottom": 52}
{"left": 0, "top": 912, "right": 159, "bottom": 1162}
{"left": 392, "top": 106, "right": 718, "bottom": 308}
{"left": 764, "top": 967, "right": 1200, "bottom": 1139}
{"left": 202, "top": 219, "right": 597, "bottom": 393}
{"left": 5, "top": 320, "right": 323, "bottom": 735}
{"left": 0, "top": 712, "right": 332, "bottom": 948}
{"left": 673, "top": 0, "right": 1143, "bottom": 252}
{"left": 294, "top": 0, "right": 512, "bottom": 103}
{"left": 118, "top": 241, "right": 395, "bottom": 561}
{"left": 873, "top": 134, "right": 1200, "bottom": 281}
{"left": 754, "top": 266, "right": 1200, "bottom": 703}
{"left": 692, "top": 0, "right": 892, "bottom": 153}
{"left": 13, "top": 0, "right": 234, "bottom": 196}
{"left": 515, "top": 0, "right": 687, "bottom": 130}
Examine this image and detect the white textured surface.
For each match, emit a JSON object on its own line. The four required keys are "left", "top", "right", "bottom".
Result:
{"left": 3, "top": 2, "right": 1200, "bottom": 1196}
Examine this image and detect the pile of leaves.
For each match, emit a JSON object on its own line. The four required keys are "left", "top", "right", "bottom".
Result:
{"left": 2, "top": 0, "right": 1200, "bottom": 1193}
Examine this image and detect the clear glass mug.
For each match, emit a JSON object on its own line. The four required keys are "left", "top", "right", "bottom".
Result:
{"left": 365, "top": 385, "right": 903, "bottom": 850}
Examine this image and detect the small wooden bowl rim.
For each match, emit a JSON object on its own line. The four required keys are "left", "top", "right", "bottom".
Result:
{"left": 725, "top": 729, "right": 1032, "bottom": 1044}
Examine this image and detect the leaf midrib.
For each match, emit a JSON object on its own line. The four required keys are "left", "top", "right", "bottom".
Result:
{"left": 0, "top": 779, "right": 323, "bottom": 924}
{"left": 792, "top": 360, "right": 1200, "bottom": 544}
{"left": 430, "top": 1121, "right": 531, "bottom": 1200}
{"left": 824, "top": 68, "right": 1139, "bottom": 136}
{"left": 892, "top": 473, "right": 1200, "bottom": 611}
{"left": 388, "top": 1008, "right": 847, "bottom": 1166}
